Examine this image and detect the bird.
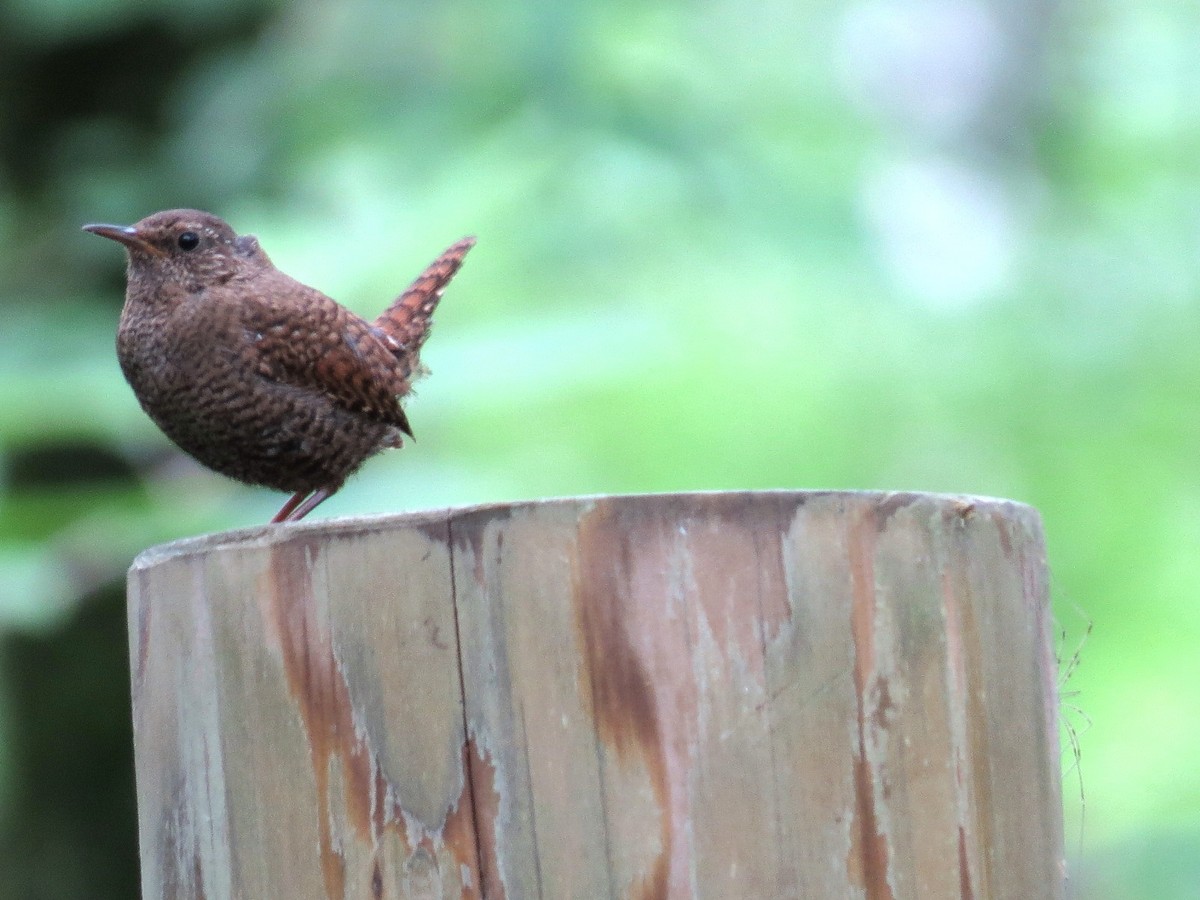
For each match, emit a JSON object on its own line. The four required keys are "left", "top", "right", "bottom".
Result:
{"left": 83, "top": 209, "right": 474, "bottom": 523}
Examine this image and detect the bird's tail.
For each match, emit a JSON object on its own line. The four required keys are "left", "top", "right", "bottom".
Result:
{"left": 374, "top": 237, "right": 475, "bottom": 372}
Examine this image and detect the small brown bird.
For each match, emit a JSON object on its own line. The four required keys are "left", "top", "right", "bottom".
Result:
{"left": 84, "top": 209, "right": 474, "bottom": 522}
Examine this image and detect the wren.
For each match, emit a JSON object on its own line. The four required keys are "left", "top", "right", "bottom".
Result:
{"left": 84, "top": 209, "right": 474, "bottom": 523}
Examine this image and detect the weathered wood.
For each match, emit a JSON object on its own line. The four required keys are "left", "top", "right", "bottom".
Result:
{"left": 128, "top": 491, "right": 1063, "bottom": 899}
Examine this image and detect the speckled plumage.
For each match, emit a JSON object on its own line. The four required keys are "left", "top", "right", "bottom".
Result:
{"left": 84, "top": 209, "right": 474, "bottom": 522}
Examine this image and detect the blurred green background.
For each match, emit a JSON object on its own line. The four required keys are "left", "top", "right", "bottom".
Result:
{"left": 0, "top": 0, "right": 1196, "bottom": 896}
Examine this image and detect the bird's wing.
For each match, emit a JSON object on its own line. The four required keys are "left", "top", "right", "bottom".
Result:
{"left": 242, "top": 285, "right": 414, "bottom": 436}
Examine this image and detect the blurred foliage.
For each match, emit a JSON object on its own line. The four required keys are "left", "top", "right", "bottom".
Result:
{"left": 0, "top": 0, "right": 1197, "bottom": 896}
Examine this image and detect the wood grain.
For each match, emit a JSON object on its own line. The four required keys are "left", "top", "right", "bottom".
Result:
{"left": 128, "top": 491, "right": 1063, "bottom": 899}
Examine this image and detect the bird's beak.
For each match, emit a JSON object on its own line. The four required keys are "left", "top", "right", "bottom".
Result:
{"left": 82, "top": 223, "right": 158, "bottom": 255}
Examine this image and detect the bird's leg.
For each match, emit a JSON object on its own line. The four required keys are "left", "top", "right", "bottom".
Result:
{"left": 271, "top": 491, "right": 309, "bottom": 523}
{"left": 271, "top": 486, "right": 337, "bottom": 523}
{"left": 286, "top": 487, "right": 333, "bottom": 522}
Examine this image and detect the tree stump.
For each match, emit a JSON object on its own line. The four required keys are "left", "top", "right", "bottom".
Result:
{"left": 127, "top": 491, "right": 1063, "bottom": 899}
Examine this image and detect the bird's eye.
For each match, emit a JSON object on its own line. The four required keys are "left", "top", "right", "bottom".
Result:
{"left": 178, "top": 231, "right": 200, "bottom": 251}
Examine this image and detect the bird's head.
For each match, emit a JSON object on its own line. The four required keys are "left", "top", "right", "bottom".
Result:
{"left": 84, "top": 209, "right": 269, "bottom": 297}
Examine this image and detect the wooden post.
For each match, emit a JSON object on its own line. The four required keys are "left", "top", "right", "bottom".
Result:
{"left": 127, "top": 491, "right": 1063, "bottom": 899}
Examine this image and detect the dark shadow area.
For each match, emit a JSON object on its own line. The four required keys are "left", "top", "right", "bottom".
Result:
{"left": 0, "top": 586, "right": 138, "bottom": 900}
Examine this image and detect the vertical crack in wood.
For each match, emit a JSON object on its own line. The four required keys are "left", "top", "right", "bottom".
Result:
{"left": 449, "top": 508, "right": 522, "bottom": 899}
{"left": 517, "top": 702, "right": 546, "bottom": 900}
{"left": 446, "top": 512, "right": 490, "bottom": 899}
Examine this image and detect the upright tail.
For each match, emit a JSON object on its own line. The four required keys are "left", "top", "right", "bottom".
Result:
{"left": 373, "top": 237, "right": 476, "bottom": 374}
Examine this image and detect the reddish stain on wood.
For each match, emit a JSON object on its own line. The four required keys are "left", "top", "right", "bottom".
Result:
{"left": 992, "top": 510, "right": 1014, "bottom": 557}
{"left": 655, "top": 492, "right": 799, "bottom": 648}
{"left": 943, "top": 565, "right": 978, "bottom": 895}
{"left": 875, "top": 491, "right": 920, "bottom": 525}
{"left": 464, "top": 737, "right": 505, "bottom": 900}
{"left": 942, "top": 530, "right": 997, "bottom": 891}
{"left": 267, "top": 540, "right": 352, "bottom": 896}
{"left": 447, "top": 505, "right": 512, "bottom": 589}
{"left": 442, "top": 743, "right": 485, "bottom": 898}
{"left": 847, "top": 507, "right": 895, "bottom": 899}
{"left": 572, "top": 501, "right": 671, "bottom": 900}
{"left": 958, "top": 825, "right": 975, "bottom": 900}
{"left": 266, "top": 538, "right": 413, "bottom": 897}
